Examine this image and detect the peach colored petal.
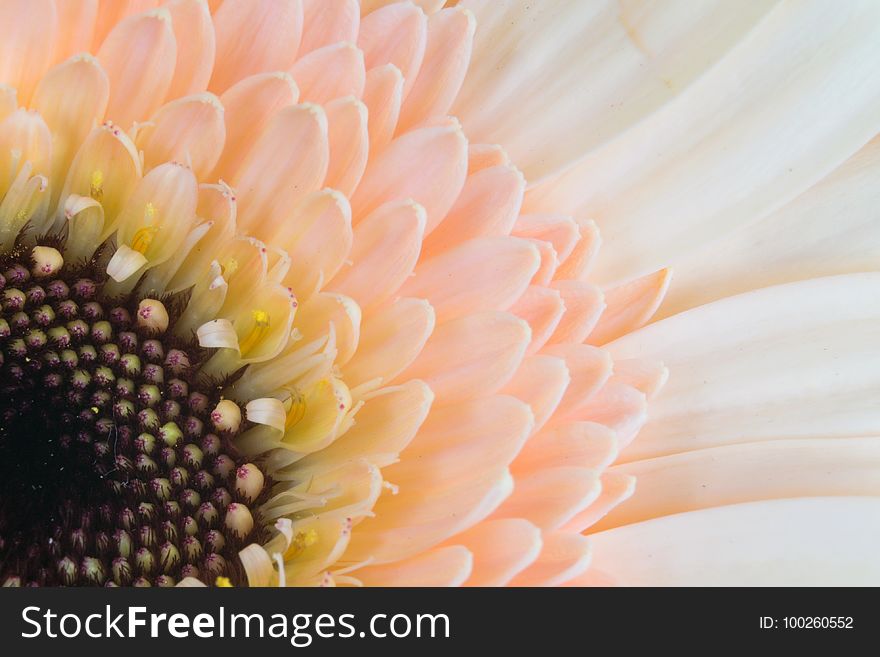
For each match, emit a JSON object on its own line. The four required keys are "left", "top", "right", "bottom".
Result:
{"left": 290, "top": 42, "right": 365, "bottom": 105}
{"left": 329, "top": 199, "right": 425, "bottom": 312}
{"left": 562, "top": 472, "right": 636, "bottom": 533}
{"left": 421, "top": 163, "right": 524, "bottom": 257}
{"left": 397, "top": 311, "right": 530, "bottom": 405}
{"left": 0, "top": 110, "right": 52, "bottom": 192}
{"left": 578, "top": 382, "right": 647, "bottom": 450}
{"left": 300, "top": 0, "right": 360, "bottom": 55}
{"left": 352, "top": 120, "right": 467, "bottom": 231}
{"left": 389, "top": 395, "right": 532, "bottom": 485}
{"left": 276, "top": 189, "right": 352, "bottom": 302}
{"left": 527, "top": 239, "right": 559, "bottom": 287}
{"left": 214, "top": 71, "right": 299, "bottom": 182}
{"left": 297, "top": 380, "right": 433, "bottom": 473}
{"left": 0, "top": 0, "right": 58, "bottom": 104}
{"left": 209, "top": 0, "right": 303, "bottom": 94}
{"left": 609, "top": 358, "right": 669, "bottom": 399}
{"left": 92, "top": 0, "right": 157, "bottom": 50}
{"left": 467, "top": 143, "right": 509, "bottom": 174}
{"left": 293, "top": 292, "right": 360, "bottom": 366}
{"left": 513, "top": 214, "right": 580, "bottom": 269}
{"left": 97, "top": 8, "right": 176, "bottom": 128}
{"left": 547, "top": 280, "right": 605, "bottom": 345}
{"left": 454, "top": 519, "right": 542, "bottom": 587}
{"left": 324, "top": 96, "right": 369, "bottom": 196}
{"left": 166, "top": 0, "right": 216, "bottom": 98}
{"left": 53, "top": 0, "right": 98, "bottom": 64}
{"left": 401, "top": 236, "right": 539, "bottom": 323}
{"left": 60, "top": 123, "right": 142, "bottom": 232}
{"left": 493, "top": 466, "right": 600, "bottom": 531}
{"left": 32, "top": 55, "right": 109, "bottom": 191}
{"left": 512, "top": 422, "right": 618, "bottom": 476}
{"left": 555, "top": 218, "right": 600, "bottom": 281}
{"left": 231, "top": 103, "right": 329, "bottom": 235}
{"left": 344, "top": 469, "right": 513, "bottom": 563}
{"left": 342, "top": 297, "right": 435, "bottom": 388}
{"left": 361, "top": 64, "right": 403, "bottom": 153}
{"left": 0, "top": 87, "right": 15, "bottom": 123}
{"left": 358, "top": 1, "right": 427, "bottom": 99}
{"left": 500, "top": 355, "right": 569, "bottom": 435}
{"left": 508, "top": 531, "right": 592, "bottom": 587}
{"left": 587, "top": 269, "right": 672, "bottom": 345}
{"left": 136, "top": 93, "right": 225, "bottom": 178}
{"left": 510, "top": 286, "right": 566, "bottom": 355}
{"left": 541, "top": 343, "right": 613, "bottom": 425}
{"left": 357, "top": 545, "right": 472, "bottom": 587}
{"left": 397, "top": 7, "right": 475, "bottom": 132}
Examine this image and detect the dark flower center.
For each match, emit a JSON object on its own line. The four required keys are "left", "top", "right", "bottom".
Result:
{"left": 0, "top": 240, "right": 267, "bottom": 587}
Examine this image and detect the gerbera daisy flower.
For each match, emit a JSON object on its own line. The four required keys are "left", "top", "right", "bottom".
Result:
{"left": 1, "top": 0, "right": 878, "bottom": 588}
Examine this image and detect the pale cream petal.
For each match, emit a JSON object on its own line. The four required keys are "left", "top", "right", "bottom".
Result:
{"left": 356, "top": 546, "right": 472, "bottom": 587}
{"left": 300, "top": 0, "right": 360, "bottom": 55}
{"left": 293, "top": 292, "right": 360, "bottom": 366}
{"left": 342, "top": 297, "right": 435, "bottom": 388}
{"left": 587, "top": 269, "right": 671, "bottom": 345}
{"left": 358, "top": 1, "right": 427, "bottom": 99}
{"left": 0, "top": 86, "right": 16, "bottom": 123}
{"left": 454, "top": 519, "right": 542, "bottom": 587}
{"left": 397, "top": 6, "right": 475, "bottom": 132}
{"left": 607, "top": 274, "right": 880, "bottom": 462}
{"left": 401, "top": 236, "right": 539, "bottom": 323}
{"left": 166, "top": 0, "right": 215, "bottom": 98}
{"left": 289, "top": 42, "right": 365, "bottom": 105}
{"left": 329, "top": 199, "right": 425, "bottom": 312}
{"left": 657, "top": 136, "right": 880, "bottom": 319}
{"left": 596, "top": 437, "right": 880, "bottom": 532}
{"left": 136, "top": 93, "right": 225, "bottom": 178}
{"left": 351, "top": 120, "right": 467, "bottom": 232}
{"left": 421, "top": 163, "right": 524, "bottom": 258}
{"left": 209, "top": 0, "right": 303, "bottom": 93}
{"left": 589, "top": 497, "right": 880, "bottom": 585}
{"left": 525, "top": 1, "right": 880, "bottom": 286}
{"left": 455, "top": 0, "right": 778, "bottom": 181}
{"left": 97, "top": 8, "right": 176, "bottom": 128}
{"left": 0, "top": 109, "right": 52, "bottom": 200}
{"left": 507, "top": 531, "right": 592, "bottom": 587}
{"left": 361, "top": 64, "right": 403, "bottom": 153}
{"left": 214, "top": 71, "right": 299, "bottom": 182}
{"left": 0, "top": 0, "right": 58, "bottom": 104}
{"left": 467, "top": 143, "right": 509, "bottom": 173}
{"left": 492, "top": 467, "right": 601, "bottom": 531}
{"left": 324, "top": 96, "right": 369, "bottom": 196}
{"left": 397, "top": 311, "right": 530, "bottom": 405}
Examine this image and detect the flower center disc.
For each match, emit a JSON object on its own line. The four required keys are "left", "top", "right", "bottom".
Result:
{"left": 0, "top": 242, "right": 268, "bottom": 587}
